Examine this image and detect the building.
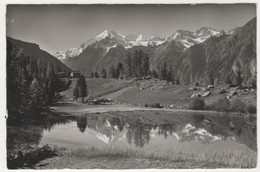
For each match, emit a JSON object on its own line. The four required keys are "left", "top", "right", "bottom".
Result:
{"left": 70, "top": 71, "right": 81, "bottom": 78}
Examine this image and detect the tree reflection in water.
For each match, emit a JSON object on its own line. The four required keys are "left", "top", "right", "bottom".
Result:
{"left": 74, "top": 114, "right": 256, "bottom": 151}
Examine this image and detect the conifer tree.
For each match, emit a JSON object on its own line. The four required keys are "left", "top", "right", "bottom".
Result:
{"left": 142, "top": 54, "right": 150, "bottom": 76}
{"left": 101, "top": 68, "right": 107, "bottom": 78}
{"left": 235, "top": 70, "right": 243, "bottom": 87}
{"left": 160, "top": 62, "right": 167, "bottom": 80}
{"left": 73, "top": 87, "right": 79, "bottom": 102}
{"left": 90, "top": 72, "right": 94, "bottom": 78}
{"left": 208, "top": 70, "right": 214, "bottom": 85}
{"left": 109, "top": 65, "right": 116, "bottom": 78}
{"left": 77, "top": 75, "right": 88, "bottom": 103}
{"left": 126, "top": 52, "right": 132, "bottom": 77}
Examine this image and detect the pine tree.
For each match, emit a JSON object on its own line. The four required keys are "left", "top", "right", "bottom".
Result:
{"left": 90, "top": 72, "right": 94, "bottom": 78}
{"left": 109, "top": 65, "right": 116, "bottom": 78}
{"left": 73, "top": 87, "right": 79, "bottom": 102}
{"left": 225, "top": 75, "right": 233, "bottom": 85}
{"left": 142, "top": 54, "right": 150, "bottom": 76}
{"left": 115, "top": 63, "right": 123, "bottom": 79}
{"left": 176, "top": 78, "right": 180, "bottom": 85}
{"left": 208, "top": 70, "right": 214, "bottom": 85}
{"left": 77, "top": 75, "right": 88, "bottom": 103}
{"left": 235, "top": 70, "right": 243, "bottom": 87}
{"left": 101, "top": 68, "right": 107, "bottom": 78}
{"left": 30, "top": 77, "right": 45, "bottom": 109}
{"left": 137, "top": 50, "right": 142, "bottom": 77}
{"left": 151, "top": 70, "right": 158, "bottom": 78}
{"left": 160, "top": 62, "right": 167, "bottom": 80}
{"left": 126, "top": 52, "right": 132, "bottom": 77}
{"left": 166, "top": 65, "right": 173, "bottom": 82}
{"left": 46, "top": 62, "right": 55, "bottom": 80}
{"left": 94, "top": 71, "right": 99, "bottom": 78}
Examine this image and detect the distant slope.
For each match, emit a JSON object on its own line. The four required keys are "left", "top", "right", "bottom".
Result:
{"left": 151, "top": 17, "right": 256, "bottom": 84}
{"left": 176, "top": 17, "right": 256, "bottom": 84}
{"left": 7, "top": 37, "right": 72, "bottom": 73}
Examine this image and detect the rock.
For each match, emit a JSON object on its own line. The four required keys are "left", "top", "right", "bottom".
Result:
{"left": 203, "top": 119, "right": 211, "bottom": 124}
{"left": 232, "top": 87, "right": 240, "bottom": 91}
{"left": 202, "top": 91, "right": 211, "bottom": 97}
{"left": 189, "top": 87, "right": 198, "bottom": 91}
{"left": 229, "top": 91, "right": 238, "bottom": 96}
{"left": 207, "top": 85, "right": 214, "bottom": 89}
{"left": 191, "top": 93, "right": 201, "bottom": 98}
{"left": 169, "top": 104, "right": 175, "bottom": 108}
{"left": 219, "top": 89, "right": 226, "bottom": 94}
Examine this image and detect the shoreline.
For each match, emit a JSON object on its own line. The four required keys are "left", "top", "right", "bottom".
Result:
{"left": 50, "top": 102, "right": 256, "bottom": 117}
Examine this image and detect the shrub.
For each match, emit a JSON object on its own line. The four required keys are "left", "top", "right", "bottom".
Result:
{"left": 230, "top": 99, "right": 246, "bottom": 113}
{"left": 212, "top": 97, "right": 230, "bottom": 112}
{"left": 246, "top": 104, "right": 256, "bottom": 114}
{"left": 151, "top": 103, "right": 162, "bottom": 108}
{"left": 188, "top": 98, "right": 205, "bottom": 110}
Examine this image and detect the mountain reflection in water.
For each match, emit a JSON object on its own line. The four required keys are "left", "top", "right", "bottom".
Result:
{"left": 72, "top": 114, "right": 256, "bottom": 151}
{"left": 7, "top": 112, "right": 257, "bottom": 154}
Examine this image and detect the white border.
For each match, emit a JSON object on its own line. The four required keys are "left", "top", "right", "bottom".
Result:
{"left": 0, "top": 0, "right": 259, "bottom": 172}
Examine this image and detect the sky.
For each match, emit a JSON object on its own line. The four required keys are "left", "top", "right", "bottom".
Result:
{"left": 6, "top": 4, "right": 256, "bottom": 54}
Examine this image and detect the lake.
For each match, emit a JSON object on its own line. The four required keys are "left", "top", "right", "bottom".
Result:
{"left": 7, "top": 110, "right": 257, "bottom": 168}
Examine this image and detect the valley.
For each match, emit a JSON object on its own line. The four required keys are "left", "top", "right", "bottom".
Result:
{"left": 5, "top": 5, "right": 257, "bottom": 169}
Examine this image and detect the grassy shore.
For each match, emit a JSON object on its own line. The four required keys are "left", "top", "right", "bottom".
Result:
{"left": 36, "top": 146, "right": 257, "bottom": 169}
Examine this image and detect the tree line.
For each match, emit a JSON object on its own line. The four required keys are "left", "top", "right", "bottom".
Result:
{"left": 89, "top": 49, "right": 180, "bottom": 84}
{"left": 7, "top": 41, "right": 65, "bottom": 119}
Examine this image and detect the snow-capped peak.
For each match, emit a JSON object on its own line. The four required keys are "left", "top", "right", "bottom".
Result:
{"left": 168, "top": 27, "right": 221, "bottom": 49}
{"left": 136, "top": 34, "right": 143, "bottom": 42}
{"left": 195, "top": 27, "right": 220, "bottom": 37}
{"left": 95, "top": 30, "right": 110, "bottom": 41}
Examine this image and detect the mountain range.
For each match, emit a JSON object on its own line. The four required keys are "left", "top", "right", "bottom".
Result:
{"left": 10, "top": 17, "right": 255, "bottom": 85}
{"left": 52, "top": 17, "right": 256, "bottom": 85}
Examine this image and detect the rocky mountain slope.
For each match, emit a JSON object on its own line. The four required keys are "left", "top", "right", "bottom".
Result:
{"left": 7, "top": 37, "right": 72, "bottom": 73}
{"left": 173, "top": 17, "right": 256, "bottom": 84}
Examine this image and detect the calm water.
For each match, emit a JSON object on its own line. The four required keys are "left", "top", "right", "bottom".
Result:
{"left": 7, "top": 111, "right": 257, "bottom": 155}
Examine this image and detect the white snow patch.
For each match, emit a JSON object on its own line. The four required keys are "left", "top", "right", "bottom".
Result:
{"left": 136, "top": 34, "right": 143, "bottom": 42}
{"left": 96, "top": 30, "right": 109, "bottom": 41}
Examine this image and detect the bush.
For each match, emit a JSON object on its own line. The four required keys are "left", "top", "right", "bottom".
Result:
{"left": 246, "top": 104, "right": 256, "bottom": 114}
{"left": 230, "top": 99, "right": 246, "bottom": 113}
{"left": 212, "top": 97, "right": 230, "bottom": 112}
{"left": 188, "top": 98, "right": 205, "bottom": 110}
{"left": 151, "top": 103, "right": 162, "bottom": 108}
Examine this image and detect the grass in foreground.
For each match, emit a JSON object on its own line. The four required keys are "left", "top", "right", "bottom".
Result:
{"left": 68, "top": 146, "right": 257, "bottom": 168}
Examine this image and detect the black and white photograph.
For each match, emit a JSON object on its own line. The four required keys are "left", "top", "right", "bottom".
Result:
{"left": 1, "top": 1, "right": 258, "bottom": 170}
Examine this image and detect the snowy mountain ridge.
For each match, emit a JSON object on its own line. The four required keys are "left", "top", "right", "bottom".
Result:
{"left": 168, "top": 27, "right": 222, "bottom": 48}
{"left": 53, "top": 27, "right": 222, "bottom": 61}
